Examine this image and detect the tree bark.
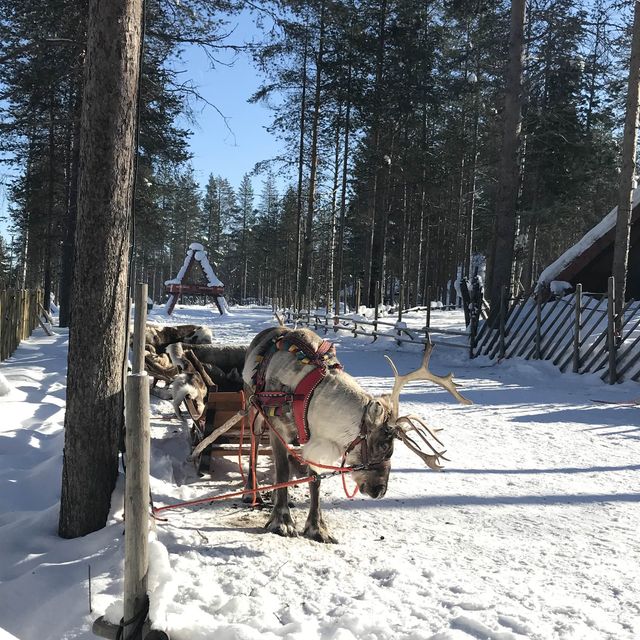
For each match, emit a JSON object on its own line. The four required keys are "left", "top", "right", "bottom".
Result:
{"left": 59, "top": 0, "right": 143, "bottom": 538}
{"left": 59, "top": 85, "right": 83, "bottom": 328}
{"left": 612, "top": 1, "right": 640, "bottom": 322}
{"left": 300, "top": 0, "right": 326, "bottom": 305}
{"left": 488, "top": 0, "right": 526, "bottom": 316}
{"left": 294, "top": 29, "right": 308, "bottom": 309}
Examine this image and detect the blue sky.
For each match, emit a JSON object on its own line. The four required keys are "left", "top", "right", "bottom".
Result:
{"left": 180, "top": 31, "right": 284, "bottom": 192}
{"left": 0, "top": 12, "right": 283, "bottom": 238}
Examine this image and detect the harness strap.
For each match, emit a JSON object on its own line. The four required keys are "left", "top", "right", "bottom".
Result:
{"left": 292, "top": 366, "right": 326, "bottom": 444}
{"left": 252, "top": 334, "right": 343, "bottom": 444}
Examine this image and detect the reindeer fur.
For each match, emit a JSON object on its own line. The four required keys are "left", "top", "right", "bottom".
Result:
{"left": 242, "top": 326, "right": 396, "bottom": 543}
{"left": 167, "top": 342, "right": 247, "bottom": 375}
{"left": 144, "top": 324, "right": 213, "bottom": 351}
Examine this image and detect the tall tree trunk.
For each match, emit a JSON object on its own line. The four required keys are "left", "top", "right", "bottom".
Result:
{"left": 59, "top": 0, "right": 143, "bottom": 538}
{"left": 335, "top": 58, "right": 352, "bottom": 316}
{"left": 59, "top": 83, "right": 83, "bottom": 328}
{"left": 364, "top": 0, "right": 388, "bottom": 307}
{"left": 294, "top": 30, "right": 308, "bottom": 309}
{"left": 327, "top": 105, "right": 342, "bottom": 313}
{"left": 488, "top": 0, "right": 526, "bottom": 315}
{"left": 612, "top": 1, "right": 640, "bottom": 323}
{"left": 300, "top": 1, "right": 326, "bottom": 305}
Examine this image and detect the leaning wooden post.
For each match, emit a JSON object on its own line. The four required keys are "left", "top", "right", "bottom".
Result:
{"left": 535, "top": 297, "right": 542, "bottom": 359}
{"left": 124, "top": 283, "right": 150, "bottom": 638}
{"left": 607, "top": 276, "right": 617, "bottom": 384}
{"left": 572, "top": 283, "right": 582, "bottom": 373}
{"left": 498, "top": 286, "right": 507, "bottom": 359}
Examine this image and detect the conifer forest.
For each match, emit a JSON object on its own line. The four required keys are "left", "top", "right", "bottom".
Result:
{"left": 0, "top": 0, "right": 636, "bottom": 318}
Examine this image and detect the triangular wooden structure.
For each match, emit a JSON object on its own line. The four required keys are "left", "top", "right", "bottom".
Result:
{"left": 164, "top": 243, "right": 226, "bottom": 315}
{"left": 537, "top": 190, "right": 640, "bottom": 299}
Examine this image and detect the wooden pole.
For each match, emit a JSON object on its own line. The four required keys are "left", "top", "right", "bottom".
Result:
{"left": 124, "top": 283, "right": 150, "bottom": 639}
{"left": 374, "top": 281, "right": 380, "bottom": 336}
{"left": 607, "top": 276, "right": 617, "bottom": 384}
{"left": 498, "top": 286, "right": 507, "bottom": 359}
{"left": 573, "top": 283, "right": 582, "bottom": 373}
{"left": 535, "top": 297, "right": 542, "bottom": 359}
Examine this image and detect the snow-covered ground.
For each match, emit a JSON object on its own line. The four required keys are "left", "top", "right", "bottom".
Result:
{"left": 1, "top": 305, "right": 639, "bottom": 640}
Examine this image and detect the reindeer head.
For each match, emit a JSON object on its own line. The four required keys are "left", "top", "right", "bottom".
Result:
{"left": 383, "top": 341, "right": 472, "bottom": 470}
{"left": 350, "top": 397, "right": 395, "bottom": 498}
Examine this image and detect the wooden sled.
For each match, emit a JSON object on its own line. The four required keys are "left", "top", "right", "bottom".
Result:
{"left": 184, "top": 386, "right": 277, "bottom": 474}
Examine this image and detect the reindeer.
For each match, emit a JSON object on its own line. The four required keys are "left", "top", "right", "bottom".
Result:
{"left": 242, "top": 326, "right": 472, "bottom": 544}
{"left": 167, "top": 342, "right": 247, "bottom": 378}
{"left": 144, "top": 324, "right": 213, "bottom": 352}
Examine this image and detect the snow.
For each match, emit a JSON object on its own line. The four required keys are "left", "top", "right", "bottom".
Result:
{"left": 537, "top": 188, "right": 640, "bottom": 289}
{"left": 0, "top": 372, "right": 12, "bottom": 396}
{"left": 164, "top": 245, "right": 224, "bottom": 288}
{"left": 1, "top": 306, "right": 640, "bottom": 639}
{"left": 550, "top": 280, "right": 572, "bottom": 295}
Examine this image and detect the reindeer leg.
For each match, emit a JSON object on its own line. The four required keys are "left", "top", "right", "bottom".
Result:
{"left": 303, "top": 474, "right": 337, "bottom": 544}
{"left": 265, "top": 431, "right": 297, "bottom": 537}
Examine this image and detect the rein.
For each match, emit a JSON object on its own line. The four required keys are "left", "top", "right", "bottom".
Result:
{"left": 153, "top": 338, "right": 388, "bottom": 518}
{"left": 152, "top": 397, "right": 370, "bottom": 518}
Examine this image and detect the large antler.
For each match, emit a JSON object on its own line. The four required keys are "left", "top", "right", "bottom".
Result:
{"left": 395, "top": 415, "right": 449, "bottom": 471}
{"left": 384, "top": 341, "right": 472, "bottom": 419}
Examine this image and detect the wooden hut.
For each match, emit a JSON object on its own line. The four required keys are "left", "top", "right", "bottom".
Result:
{"left": 537, "top": 190, "right": 640, "bottom": 298}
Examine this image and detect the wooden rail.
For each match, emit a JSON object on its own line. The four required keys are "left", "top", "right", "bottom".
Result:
{"left": 0, "top": 289, "right": 45, "bottom": 362}
{"left": 284, "top": 310, "right": 471, "bottom": 350}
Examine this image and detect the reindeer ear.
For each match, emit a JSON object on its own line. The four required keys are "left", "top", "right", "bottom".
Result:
{"left": 365, "top": 400, "right": 387, "bottom": 427}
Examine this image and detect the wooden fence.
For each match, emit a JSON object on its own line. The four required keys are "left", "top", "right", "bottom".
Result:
{"left": 0, "top": 289, "right": 45, "bottom": 362}
{"left": 283, "top": 308, "right": 470, "bottom": 350}
{"left": 472, "top": 277, "right": 639, "bottom": 384}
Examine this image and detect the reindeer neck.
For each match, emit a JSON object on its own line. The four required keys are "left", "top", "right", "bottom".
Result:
{"left": 307, "top": 370, "right": 372, "bottom": 449}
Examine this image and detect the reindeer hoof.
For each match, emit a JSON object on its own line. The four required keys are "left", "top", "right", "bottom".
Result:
{"left": 265, "top": 511, "right": 297, "bottom": 537}
{"left": 242, "top": 491, "right": 263, "bottom": 505}
{"left": 303, "top": 524, "right": 338, "bottom": 544}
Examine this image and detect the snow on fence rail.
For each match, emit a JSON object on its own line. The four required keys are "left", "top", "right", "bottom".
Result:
{"left": 283, "top": 310, "right": 471, "bottom": 350}
{"left": 0, "top": 289, "right": 45, "bottom": 362}
{"left": 473, "top": 277, "right": 640, "bottom": 384}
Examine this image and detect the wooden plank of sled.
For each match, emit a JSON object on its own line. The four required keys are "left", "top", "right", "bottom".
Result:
{"left": 209, "top": 447, "right": 274, "bottom": 458}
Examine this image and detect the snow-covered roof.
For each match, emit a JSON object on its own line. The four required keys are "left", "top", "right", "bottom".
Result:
{"left": 164, "top": 245, "right": 223, "bottom": 288}
{"left": 537, "top": 188, "right": 640, "bottom": 290}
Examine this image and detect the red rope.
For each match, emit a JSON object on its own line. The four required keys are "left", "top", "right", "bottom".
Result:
{"left": 252, "top": 399, "right": 357, "bottom": 475}
{"left": 153, "top": 395, "right": 365, "bottom": 517}
{"left": 152, "top": 476, "right": 317, "bottom": 515}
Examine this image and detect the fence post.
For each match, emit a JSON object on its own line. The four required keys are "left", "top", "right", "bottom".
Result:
{"left": 499, "top": 286, "right": 507, "bottom": 359}
{"left": 573, "top": 284, "right": 582, "bottom": 373}
{"left": 535, "top": 297, "right": 542, "bottom": 359}
{"left": 373, "top": 281, "right": 380, "bottom": 339}
{"left": 124, "top": 282, "right": 151, "bottom": 639}
{"left": 607, "top": 276, "right": 616, "bottom": 384}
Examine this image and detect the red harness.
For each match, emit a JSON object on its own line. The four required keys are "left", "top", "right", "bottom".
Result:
{"left": 252, "top": 336, "right": 342, "bottom": 444}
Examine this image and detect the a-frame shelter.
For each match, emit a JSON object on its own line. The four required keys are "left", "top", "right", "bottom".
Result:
{"left": 164, "top": 243, "right": 226, "bottom": 315}
{"left": 537, "top": 189, "right": 640, "bottom": 299}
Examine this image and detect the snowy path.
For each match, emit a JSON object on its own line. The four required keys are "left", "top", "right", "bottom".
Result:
{"left": 0, "top": 306, "right": 638, "bottom": 640}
